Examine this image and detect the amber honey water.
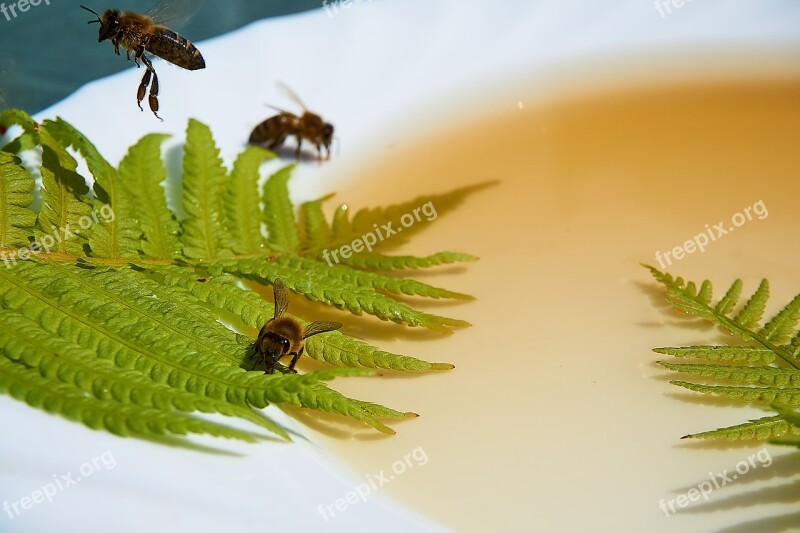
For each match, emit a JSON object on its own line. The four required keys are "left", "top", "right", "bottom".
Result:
{"left": 290, "top": 74, "right": 800, "bottom": 531}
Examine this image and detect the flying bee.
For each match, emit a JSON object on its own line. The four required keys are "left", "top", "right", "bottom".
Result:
{"left": 252, "top": 278, "right": 342, "bottom": 374}
{"left": 80, "top": 1, "right": 205, "bottom": 120}
{"left": 249, "top": 84, "right": 335, "bottom": 162}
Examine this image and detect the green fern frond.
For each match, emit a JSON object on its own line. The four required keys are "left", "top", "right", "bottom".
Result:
{"left": 0, "top": 108, "right": 40, "bottom": 148}
{"left": 215, "top": 257, "right": 470, "bottom": 331}
{"left": 0, "top": 310, "right": 289, "bottom": 440}
{"left": 648, "top": 266, "right": 800, "bottom": 444}
{"left": 119, "top": 133, "right": 183, "bottom": 260}
{"left": 644, "top": 265, "right": 799, "bottom": 368}
{"left": 0, "top": 356, "right": 261, "bottom": 442}
{"left": 773, "top": 404, "right": 800, "bottom": 428}
{"left": 0, "top": 109, "right": 480, "bottom": 448}
{"left": 762, "top": 293, "right": 800, "bottom": 345}
{"left": 300, "top": 195, "right": 333, "bottom": 250}
{"left": 671, "top": 381, "right": 800, "bottom": 406}
{"left": 37, "top": 127, "right": 93, "bottom": 256}
{"left": 331, "top": 251, "right": 478, "bottom": 271}
{"left": 262, "top": 164, "right": 300, "bottom": 252}
{"left": 180, "top": 119, "right": 232, "bottom": 260}
{"left": 771, "top": 407, "right": 800, "bottom": 447}
{"left": 224, "top": 145, "right": 273, "bottom": 255}
{"left": 43, "top": 118, "right": 140, "bottom": 260}
{"left": 715, "top": 278, "right": 743, "bottom": 315}
{"left": 681, "top": 415, "right": 800, "bottom": 441}
{"left": 0, "top": 151, "right": 36, "bottom": 250}
{"left": 733, "top": 279, "right": 770, "bottom": 331}
{"left": 157, "top": 265, "right": 450, "bottom": 371}
{"left": 277, "top": 255, "right": 473, "bottom": 300}
{"left": 304, "top": 333, "right": 454, "bottom": 372}
{"left": 653, "top": 346, "right": 776, "bottom": 364}
{"left": 322, "top": 181, "right": 496, "bottom": 253}
{"left": 659, "top": 363, "right": 800, "bottom": 386}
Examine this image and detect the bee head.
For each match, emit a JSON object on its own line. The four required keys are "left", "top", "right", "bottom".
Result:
{"left": 97, "top": 10, "right": 121, "bottom": 42}
{"left": 320, "top": 123, "right": 334, "bottom": 149}
{"left": 278, "top": 337, "right": 290, "bottom": 353}
{"left": 81, "top": 6, "right": 119, "bottom": 43}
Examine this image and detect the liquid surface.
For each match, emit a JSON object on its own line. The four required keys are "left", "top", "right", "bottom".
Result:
{"left": 297, "top": 77, "right": 800, "bottom": 532}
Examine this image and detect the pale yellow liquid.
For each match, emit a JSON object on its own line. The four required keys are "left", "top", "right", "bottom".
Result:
{"left": 290, "top": 75, "right": 800, "bottom": 531}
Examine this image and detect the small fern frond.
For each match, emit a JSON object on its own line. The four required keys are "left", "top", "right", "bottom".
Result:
{"left": 645, "top": 265, "right": 799, "bottom": 369}
{"left": 215, "top": 257, "right": 469, "bottom": 331}
{"left": 330, "top": 251, "right": 478, "bottom": 271}
{"left": 262, "top": 164, "right": 300, "bottom": 253}
{"left": 762, "top": 293, "right": 800, "bottom": 345}
{"left": 37, "top": 127, "right": 93, "bottom": 256}
{"left": 772, "top": 405, "right": 800, "bottom": 447}
{"left": 157, "top": 266, "right": 450, "bottom": 371}
{"left": 0, "top": 151, "right": 36, "bottom": 250}
{"left": 653, "top": 346, "right": 776, "bottom": 364}
{"left": 277, "top": 255, "right": 473, "bottom": 300}
{"left": 119, "top": 133, "right": 183, "bottom": 260}
{"left": 300, "top": 195, "right": 333, "bottom": 251}
{"left": 321, "top": 181, "right": 496, "bottom": 254}
{"left": 659, "top": 363, "right": 800, "bottom": 386}
{"left": 44, "top": 118, "right": 140, "bottom": 260}
{"left": 0, "top": 357, "right": 261, "bottom": 442}
{"left": 0, "top": 108, "right": 39, "bottom": 147}
{"left": 304, "top": 333, "right": 454, "bottom": 372}
{"left": 671, "top": 381, "right": 800, "bottom": 407}
{"left": 0, "top": 310, "right": 289, "bottom": 440}
{"left": 681, "top": 416, "right": 800, "bottom": 441}
{"left": 224, "top": 145, "right": 273, "bottom": 255}
{"left": 649, "top": 267, "right": 800, "bottom": 445}
{"left": 733, "top": 279, "right": 770, "bottom": 331}
{"left": 714, "top": 278, "right": 743, "bottom": 315}
{"left": 180, "top": 119, "right": 232, "bottom": 260}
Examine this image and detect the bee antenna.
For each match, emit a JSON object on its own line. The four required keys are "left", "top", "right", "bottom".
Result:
{"left": 80, "top": 5, "right": 101, "bottom": 23}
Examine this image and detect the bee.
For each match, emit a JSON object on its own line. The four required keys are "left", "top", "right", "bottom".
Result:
{"left": 249, "top": 84, "right": 335, "bottom": 162}
{"left": 80, "top": 1, "right": 205, "bottom": 120}
{"left": 252, "top": 278, "right": 342, "bottom": 374}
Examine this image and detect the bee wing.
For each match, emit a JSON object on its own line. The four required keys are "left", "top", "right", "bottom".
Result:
{"left": 276, "top": 81, "right": 309, "bottom": 112}
{"left": 146, "top": 0, "right": 203, "bottom": 27}
{"left": 272, "top": 278, "right": 289, "bottom": 320}
{"left": 264, "top": 104, "right": 299, "bottom": 118}
{"left": 303, "top": 321, "right": 343, "bottom": 339}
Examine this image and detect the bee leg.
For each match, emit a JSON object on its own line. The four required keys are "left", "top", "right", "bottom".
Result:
{"left": 140, "top": 55, "right": 162, "bottom": 121}
{"left": 113, "top": 40, "right": 121, "bottom": 56}
{"left": 137, "top": 68, "right": 152, "bottom": 112}
{"left": 294, "top": 136, "right": 303, "bottom": 160}
{"left": 246, "top": 348, "right": 259, "bottom": 370}
{"left": 288, "top": 347, "right": 304, "bottom": 371}
{"left": 149, "top": 70, "right": 162, "bottom": 121}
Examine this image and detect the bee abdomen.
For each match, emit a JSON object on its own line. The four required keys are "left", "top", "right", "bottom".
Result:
{"left": 249, "top": 115, "right": 292, "bottom": 148}
{"left": 147, "top": 29, "right": 205, "bottom": 70}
